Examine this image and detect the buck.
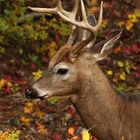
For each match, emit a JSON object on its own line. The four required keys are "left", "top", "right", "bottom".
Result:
{"left": 25, "top": 0, "right": 140, "bottom": 140}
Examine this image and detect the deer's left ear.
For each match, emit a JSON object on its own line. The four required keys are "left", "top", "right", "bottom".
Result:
{"left": 93, "top": 32, "right": 122, "bottom": 61}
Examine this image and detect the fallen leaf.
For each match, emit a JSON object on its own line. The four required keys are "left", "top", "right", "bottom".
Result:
{"left": 81, "top": 129, "right": 90, "bottom": 140}
{"left": 68, "top": 127, "right": 75, "bottom": 135}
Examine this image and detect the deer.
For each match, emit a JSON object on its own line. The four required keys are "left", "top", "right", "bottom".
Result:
{"left": 25, "top": 0, "right": 140, "bottom": 140}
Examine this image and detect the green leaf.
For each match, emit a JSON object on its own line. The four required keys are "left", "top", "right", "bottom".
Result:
{"left": 47, "top": 97, "right": 59, "bottom": 104}
{"left": 0, "top": 0, "right": 5, "bottom": 2}
{"left": 135, "top": 10, "right": 140, "bottom": 17}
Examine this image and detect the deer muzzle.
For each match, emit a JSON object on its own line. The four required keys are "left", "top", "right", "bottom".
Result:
{"left": 25, "top": 87, "right": 45, "bottom": 100}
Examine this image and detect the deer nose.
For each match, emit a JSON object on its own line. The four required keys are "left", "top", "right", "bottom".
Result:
{"left": 25, "top": 87, "right": 39, "bottom": 99}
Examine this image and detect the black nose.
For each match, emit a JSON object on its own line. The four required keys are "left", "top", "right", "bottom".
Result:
{"left": 25, "top": 87, "right": 39, "bottom": 99}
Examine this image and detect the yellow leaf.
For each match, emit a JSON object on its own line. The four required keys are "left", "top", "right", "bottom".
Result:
{"left": 36, "top": 122, "right": 47, "bottom": 135}
{"left": 125, "top": 20, "right": 134, "bottom": 31}
{"left": 49, "top": 41, "right": 57, "bottom": 58}
{"left": 35, "top": 110, "right": 45, "bottom": 119}
{"left": 0, "top": 79, "right": 6, "bottom": 89}
{"left": 38, "top": 126, "right": 47, "bottom": 135}
{"left": 23, "top": 102, "right": 34, "bottom": 114}
{"left": 0, "top": 130, "right": 9, "bottom": 139}
{"left": 107, "top": 70, "right": 113, "bottom": 76}
{"left": 26, "top": 102, "right": 34, "bottom": 108}
{"left": 128, "top": 14, "right": 138, "bottom": 23}
{"left": 47, "top": 97, "right": 59, "bottom": 104}
{"left": 118, "top": 21, "right": 124, "bottom": 28}
{"left": 101, "top": 19, "right": 108, "bottom": 28}
{"left": 23, "top": 106, "right": 32, "bottom": 114}
{"left": 81, "top": 129, "right": 90, "bottom": 140}
{"left": 32, "top": 70, "right": 43, "bottom": 81}
{"left": 7, "top": 82, "right": 13, "bottom": 87}
{"left": 120, "top": 72, "right": 126, "bottom": 81}
{"left": 117, "top": 61, "right": 124, "bottom": 67}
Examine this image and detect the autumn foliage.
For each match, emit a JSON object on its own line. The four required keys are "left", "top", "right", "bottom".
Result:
{"left": 0, "top": 0, "right": 140, "bottom": 139}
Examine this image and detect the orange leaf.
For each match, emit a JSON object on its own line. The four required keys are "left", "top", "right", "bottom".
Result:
{"left": 114, "top": 46, "right": 121, "bottom": 54}
{"left": 68, "top": 127, "right": 75, "bottom": 135}
{"left": 125, "top": 20, "right": 134, "bottom": 31}
{"left": 20, "top": 116, "right": 31, "bottom": 125}
{"left": 71, "top": 135, "right": 79, "bottom": 140}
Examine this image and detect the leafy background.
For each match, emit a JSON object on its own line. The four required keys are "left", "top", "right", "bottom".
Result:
{"left": 0, "top": 0, "right": 140, "bottom": 139}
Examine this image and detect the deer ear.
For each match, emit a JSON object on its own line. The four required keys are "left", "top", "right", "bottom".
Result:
{"left": 67, "top": 26, "right": 85, "bottom": 46}
{"left": 67, "top": 14, "right": 96, "bottom": 47}
{"left": 93, "top": 32, "right": 122, "bottom": 61}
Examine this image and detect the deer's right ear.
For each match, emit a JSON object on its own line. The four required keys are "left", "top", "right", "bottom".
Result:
{"left": 67, "top": 14, "right": 96, "bottom": 47}
{"left": 92, "top": 32, "right": 122, "bottom": 61}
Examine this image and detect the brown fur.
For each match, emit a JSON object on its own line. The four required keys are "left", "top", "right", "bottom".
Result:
{"left": 27, "top": 1, "right": 139, "bottom": 139}
{"left": 72, "top": 52, "right": 140, "bottom": 140}
{"left": 31, "top": 48, "right": 140, "bottom": 140}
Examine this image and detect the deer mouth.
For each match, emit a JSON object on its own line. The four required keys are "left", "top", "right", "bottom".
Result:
{"left": 25, "top": 87, "right": 50, "bottom": 100}
{"left": 25, "top": 86, "right": 76, "bottom": 101}
{"left": 38, "top": 94, "right": 49, "bottom": 100}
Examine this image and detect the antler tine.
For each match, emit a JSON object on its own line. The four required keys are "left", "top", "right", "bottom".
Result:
{"left": 28, "top": 6, "right": 57, "bottom": 14}
{"left": 94, "top": 1, "right": 103, "bottom": 31}
{"left": 57, "top": 0, "right": 71, "bottom": 17}
{"left": 80, "top": 0, "right": 87, "bottom": 21}
{"left": 29, "top": 0, "right": 103, "bottom": 56}
{"left": 70, "top": 1, "right": 103, "bottom": 57}
{"left": 72, "top": 0, "right": 79, "bottom": 17}
{"left": 29, "top": 1, "right": 103, "bottom": 31}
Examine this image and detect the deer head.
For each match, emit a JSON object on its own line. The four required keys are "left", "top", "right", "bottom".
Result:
{"left": 25, "top": 0, "right": 121, "bottom": 102}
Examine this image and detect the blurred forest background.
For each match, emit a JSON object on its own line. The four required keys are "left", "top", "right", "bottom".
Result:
{"left": 0, "top": 0, "right": 140, "bottom": 139}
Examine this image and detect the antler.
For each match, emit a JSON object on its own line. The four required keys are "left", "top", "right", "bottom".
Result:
{"left": 29, "top": 0, "right": 103, "bottom": 57}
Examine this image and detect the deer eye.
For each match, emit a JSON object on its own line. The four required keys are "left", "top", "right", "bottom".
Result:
{"left": 56, "top": 68, "right": 68, "bottom": 75}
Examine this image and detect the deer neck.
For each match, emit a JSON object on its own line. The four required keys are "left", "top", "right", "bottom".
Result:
{"left": 71, "top": 60, "right": 124, "bottom": 139}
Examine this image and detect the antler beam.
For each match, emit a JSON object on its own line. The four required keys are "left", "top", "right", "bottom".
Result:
{"left": 28, "top": 0, "right": 103, "bottom": 34}
{"left": 29, "top": 0, "right": 103, "bottom": 56}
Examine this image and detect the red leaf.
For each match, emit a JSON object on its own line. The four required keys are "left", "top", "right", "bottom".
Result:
{"left": 42, "top": 56, "right": 49, "bottom": 63}
{"left": 17, "top": 80, "right": 27, "bottom": 85}
{"left": 31, "top": 63, "right": 36, "bottom": 69}
{"left": 131, "top": 44, "right": 140, "bottom": 53}
{"left": 131, "top": 66, "right": 139, "bottom": 70}
{"left": 132, "top": 72, "right": 140, "bottom": 77}
{"left": 104, "top": 2, "right": 112, "bottom": 9}
{"left": 67, "top": 106, "right": 76, "bottom": 115}
{"left": 5, "top": 85, "right": 12, "bottom": 94}
{"left": 52, "top": 132, "right": 61, "bottom": 140}
{"left": 55, "top": 35, "right": 59, "bottom": 41}
{"left": 4, "top": 75, "right": 12, "bottom": 82}
{"left": 123, "top": 47, "right": 132, "bottom": 55}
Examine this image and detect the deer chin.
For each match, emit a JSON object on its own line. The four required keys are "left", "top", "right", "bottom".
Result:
{"left": 40, "top": 92, "right": 79, "bottom": 102}
{"left": 36, "top": 90, "right": 52, "bottom": 100}
{"left": 32, "top": 86, "right": 51, "bottom": 100}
